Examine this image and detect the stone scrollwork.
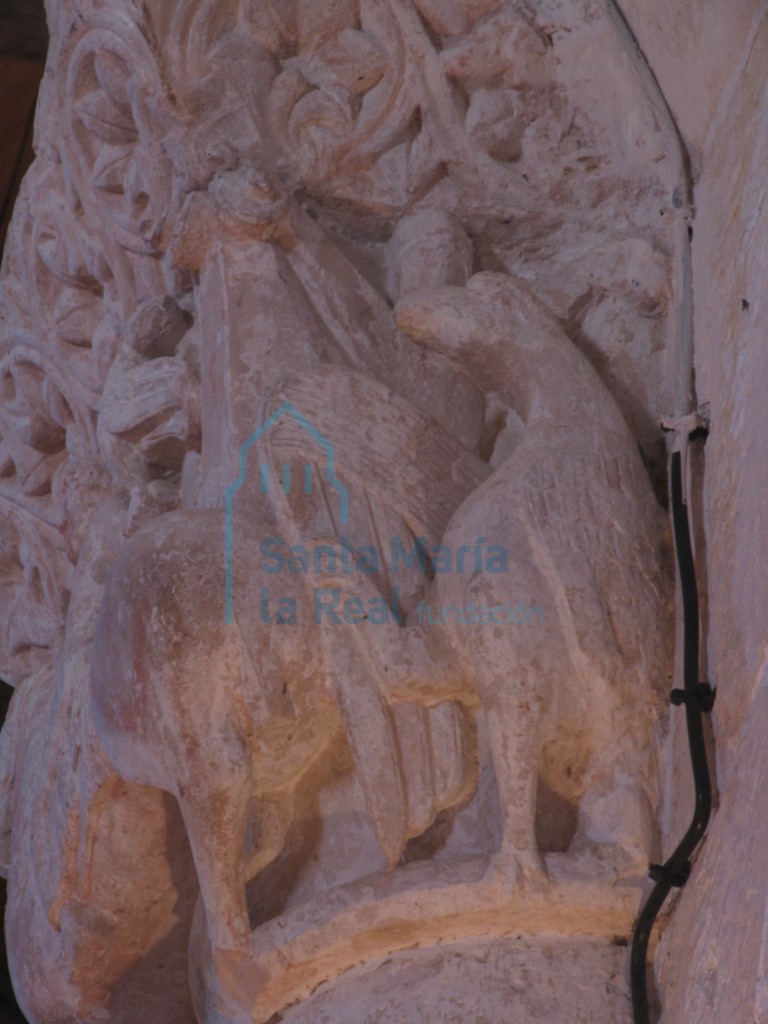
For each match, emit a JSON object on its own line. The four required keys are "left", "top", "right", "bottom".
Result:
{"left": 0, "top": 1, "right": 677, "bottom": 1021}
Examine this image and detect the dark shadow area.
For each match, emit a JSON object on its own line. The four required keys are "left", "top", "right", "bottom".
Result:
{"left": 0, "top": 0, "right": 48, "bottom": 58}
{"left": 0, "top": 0, "right": 48, "bottom": 259}
{"left": 534, "top": 776, "right": 579, "bottom": 854}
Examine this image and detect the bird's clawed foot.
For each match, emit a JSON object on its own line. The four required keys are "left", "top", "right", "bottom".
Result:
{"left": 486, "top": 844, "right": 550, "bottom": 895}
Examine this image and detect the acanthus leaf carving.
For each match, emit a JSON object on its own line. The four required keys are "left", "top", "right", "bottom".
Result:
{"left": 51, "top": 287, "right": 101, "bottom": 348}
{"left": 74, "top": 89, "right": 139, "bottom": 147}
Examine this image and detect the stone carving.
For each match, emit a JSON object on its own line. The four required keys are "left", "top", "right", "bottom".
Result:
{"left": 0, "top": 1, "right": 678, "bottom": 1021}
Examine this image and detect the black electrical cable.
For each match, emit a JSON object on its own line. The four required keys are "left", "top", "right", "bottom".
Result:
{"left": 630, "top": 446, "right": 715, "bottom": 1023}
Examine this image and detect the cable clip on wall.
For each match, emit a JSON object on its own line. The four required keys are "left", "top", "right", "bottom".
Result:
{"left": 630, "top": 407, "right": 714, "bottom": 1024}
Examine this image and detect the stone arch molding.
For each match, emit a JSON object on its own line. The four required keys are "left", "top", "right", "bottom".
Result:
{"left": 0, "top": 1, "right": 677, "bottom": 1021}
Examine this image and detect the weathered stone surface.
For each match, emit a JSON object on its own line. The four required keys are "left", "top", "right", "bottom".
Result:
{"left": 619, "top": 0, "right": 762, "bottom": 161}
{"left": 276, "top": 937, "right": 633, "bottom": 1024}
{"left": 0, "top": 1, "right": 717, "bottom": 1021}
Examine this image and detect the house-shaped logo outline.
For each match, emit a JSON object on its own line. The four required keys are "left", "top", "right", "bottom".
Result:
{"left": 224, "top": 401, "right": 350, "bottom": 623}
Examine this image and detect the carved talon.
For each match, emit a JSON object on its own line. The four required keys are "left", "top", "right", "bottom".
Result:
{"left": 487, "top": 847, "right": 550, "bottom": 894}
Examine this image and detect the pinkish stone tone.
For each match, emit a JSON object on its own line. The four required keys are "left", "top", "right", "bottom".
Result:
{"left": 2, "top": 1, "right": 759, "bottom": 1022}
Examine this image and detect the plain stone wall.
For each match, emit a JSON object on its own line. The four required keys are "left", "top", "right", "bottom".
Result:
{"left": 648, "top": 7, "right": 768, "bottom": 1022}
{"left": 621, "top": 0, "right": 762, "bottom": 162}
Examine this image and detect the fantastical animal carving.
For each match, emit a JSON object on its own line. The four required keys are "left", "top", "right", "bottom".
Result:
{"left": 88, "top": 363, "right": 482, "bottom": 957}
{"left": 0, "top": 0, "right": 680, "bottom": 1020}
{"left": 86, "top": 269, "right": 670, "bottom": 998}
{"left": 395, "top": 270, "right": 670, "bottom": 878}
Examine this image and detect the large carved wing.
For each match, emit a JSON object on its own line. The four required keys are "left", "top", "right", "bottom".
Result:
{"left": 251, "top": 366, "right": 488, "bottom": 863}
